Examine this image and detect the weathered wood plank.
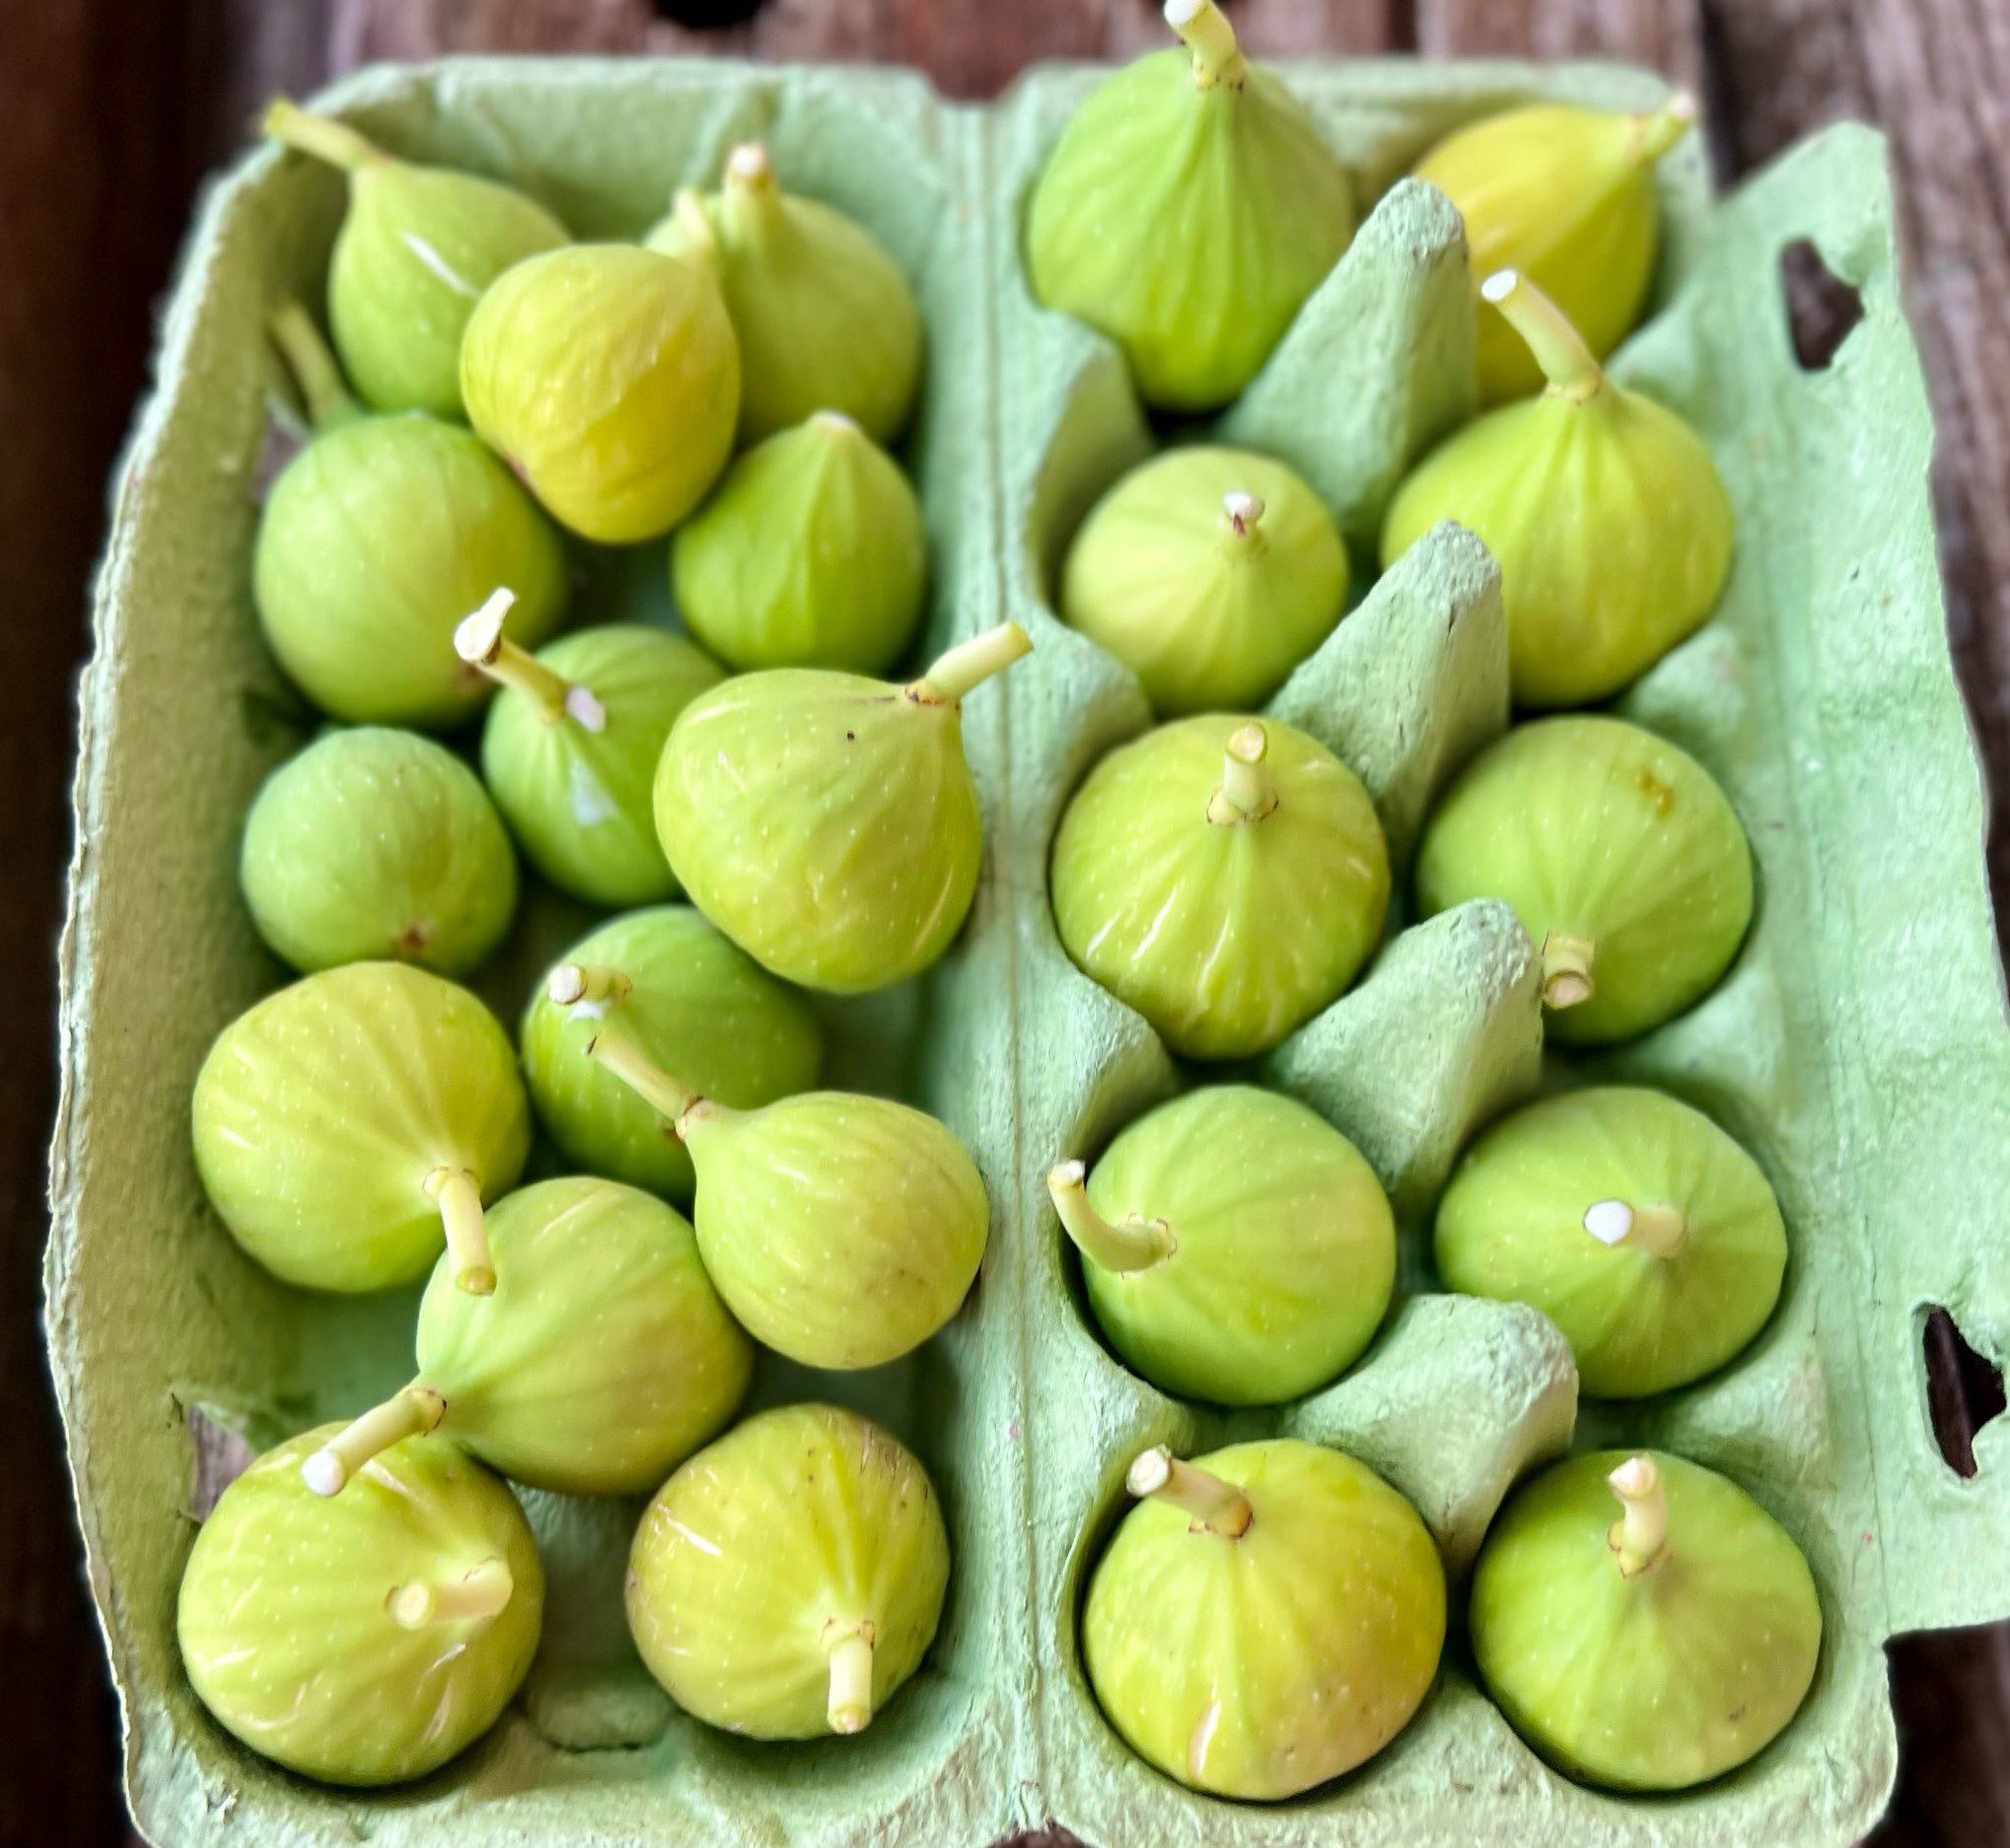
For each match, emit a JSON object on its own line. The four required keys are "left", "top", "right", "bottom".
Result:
{"left": 1417, "top": 0, "right": 1705, "bottom": 89}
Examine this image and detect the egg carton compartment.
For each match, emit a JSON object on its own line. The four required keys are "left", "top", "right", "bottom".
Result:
{"left": 990, "top": 52, "right": 2010, "bottom": 1848}
{"left": 47, "top": 45, "right": 2010, "bottom": 1848}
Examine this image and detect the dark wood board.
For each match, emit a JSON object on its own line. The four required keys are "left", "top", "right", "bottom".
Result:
{"left": 3, "top": 2, "right": 2006, "bottom": 1844}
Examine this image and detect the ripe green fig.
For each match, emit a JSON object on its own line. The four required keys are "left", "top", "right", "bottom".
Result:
{"left": 191, "top": 961, "right": 530, "bottom": 1294}
{"left": 1382, "top": 270, "right": 1732, "bottom": 709}
{"left": 240, "top": 726, "right": 517, "bottom": 977}
{"left": 1024, "top": 0, "right": 1353, "bottom": 411}
{"left": 519, "top": 905, "right": 823, "bottom": 1201}
{"left": 656, "top": 620, "right": 1032, "bottom": 993}
{"left": 670, "top": 411, "right": 927, "bottom": 674}
{"left": 1412, "top": 95, "right": 1696, "bottom": 404}
{"left": 178, "top": 1425, "right": 541, "bottom": 1786}
{"left": 1048, "top": 1086, "right": 1393, "bottom": 1404}
{"left": 461, "top": 242, "right": 740, "bottom": 542}
{"left": 253, "top": 305, "right": 566, "bottom": 727}
{"left": 627, "top": 1404, "right": 949, "bottom": 1739}
{"left": 458, "top": 592, "right": 723, "bottom": 907}
{"left": 1434, "top": 1087, "right": 1786, "bottom": 1397}
{"left": 1051, "top": 716, "right": 1390, "bottom": 1059}
{"left": 301, "top": 1176, "right": 753, "bottom": 1500}
{"left": 262, "top": 100, "right": 568, "bottom": 418}
{"left": 646, "top": 144, "right": 923, "bottom": 446}
{"left": 1059, "top": 446, "right": 1347, "bottom": 716}
{"left": 1414, "top": 716, "right": 1753, "bottom": 1045}
{"left": 1471, "top": 1451, "right": 1822, "bottom": 1790}
{"left": 1084, "top": 1440, "right": 1444, "bottom": 1799}
{"left": 575, "top": 1022, "right": 985, "bottom": 1369}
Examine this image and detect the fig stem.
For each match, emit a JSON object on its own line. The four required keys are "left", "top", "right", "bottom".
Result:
{"left": 1128, "top": 1445, "right": 1253, "bottom": 1538}
{"left": 1207, "top": 722, "right": 1277, "bottom": 825}
{"left": 301, "top": 1385, "right": 448, "bottom": 1496}
{"left": 1541, "top": 931, "right": 1597, "bottom": 1009}
{"left": 1583, "top": 1197, "right": 1688, "bottom": 1259}
{"left": 261, "top": 98, "right": 388, "bottom": 175}
{"left": 267, "top": 302, "right": 360, "bottom": 431}
{"left": 721, "top": 142, "right": 783, "bottom": 245}
{"left": 1634, "top": 91, "right": 1698, "bottom": 166}
{"left": 548, "top": 961, "right": 634, "bottom": 1008}
{"left": 1046, "top": 1161, "right": 1175, "bottom": 1274}
{"left": 428, "top": 1167, "right": 495, "bottom": 1295}
{"left": 454, "top": 590, "right": 606, "bottom": 730}
{"left": 584, "top": 1016, "right": 702, "bottom": 1128}
{"left": 1480, "top": 270, "right": 1605, "bottom": 402}
{"left": 1166, "top": 0, "right": 1246, "bottom": 91}
{"left": 1607, "top": 1455, "right": 1670, "bottom": 1577}
{"left": 1219, "top": 491, "right": 1268, "bottom": 553}
{"left": 825, "top": 1626, "right": 876, "bottom": 1735}
{"left": 671, "top": 185, "right": 720, "bottom": 262}
{"left": 911, "top": 621, "right": 1035, "bottom": 705}
{"left": 390, "top": 1557, "right": 514, "bottom": 1629}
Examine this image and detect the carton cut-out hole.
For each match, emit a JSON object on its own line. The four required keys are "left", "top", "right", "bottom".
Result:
{"left": 1778, "top": 239, "right": 1864, "bottom": 371}
{"left": 649, "top": 0, "right": 768, "bottom": 26}
{"left": 1922, "top": 1308, "right": 2006, "bottom": 1478}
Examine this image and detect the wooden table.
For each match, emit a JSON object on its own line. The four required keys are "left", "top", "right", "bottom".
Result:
{"left": 5, "top": 2, "right": 2007, "bottom": 1842}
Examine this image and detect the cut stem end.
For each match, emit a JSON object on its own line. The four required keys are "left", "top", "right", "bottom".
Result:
{"left": 389, "top": 1557, "right": 514, "bottom": 1629}
{"left": 1207, "top": 722, "right": 1277, "bottom": 824}
{"left": 1128, "top": 1446, "right": 1253, "bottom": 1538}
{"left": 1607, "top": 1454, "right": 1670, "bottom": 1577}
{"left": 1541, "top": 931, "right": 1598, "bottom": 1010}
{"left": 302, "top": 1385, "right": 448, "bottom": 1497}
{"left": 1635, "top": 91, "right": 1699, "bottom": 165}
{"left": 1166, "top": 0, "right": 1246, "bottom": 89}
{"left": 911, "top": 621, "right": 1034, "bottom": 706}
{"left": 1480, "top": 269, "right": 1606, "bottom": 401}
{"left": 427, "top": 1168, "right": 494, "bottom": 1295}
{"left": 825, "top": 1627, "right": 877, "bottom": 1735}
{"left": 1583, "top": 1198, "right": 1689, "bottom": 1259}
{"left": 455, "top": 591, "right": 578, "bottom": 725}
{"left": 1047, "top": 1162, "right": 1175, "bottom": 1274}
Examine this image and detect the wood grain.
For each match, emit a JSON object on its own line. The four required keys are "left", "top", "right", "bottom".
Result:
{"left": 6, "top": 3, "right": 2008, "bottom": 1845}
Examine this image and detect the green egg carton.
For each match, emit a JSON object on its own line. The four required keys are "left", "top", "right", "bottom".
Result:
{"left": 47, "top": 47, "right": 2010, "bottom": 1848}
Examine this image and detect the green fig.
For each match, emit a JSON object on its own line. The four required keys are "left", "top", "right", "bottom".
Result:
{"left": 1435, "top": 1087, "right": 1786, "bottom": 1397}
{"left": 262, "top": 100, "right": 568, "bottom": 418}
{"left": 461, "top": 242, "right": 740, "bottom": 542}
{"left": 574, "top": 1021, "right": 985, "bottom": 1369}
{"left": 627, "top": 1404, "right": 949, "bottom": 1739}
{"left": 300, "top": 1176, "right": 752, "bottom": 1500}
{"left": 1059, "top": 446, "right": 1347, "bottom": 716}
{"left": 1051, "top": 716, "right": 1390, "bottom": 1059}
{"left": 458, "top": 593, "right": 724, "bottom": 907}
{"left": 1412, "top": 95, "right": 1695, "bottom": 403}
{"left": 1048, "top": 1086, "right": 1393, "bottom": 1404}
{"left": 519, "top": 905, "right": 823, "bottom": 1201}
{"left": 178, "top": 1425, "right": 541, "bottom": 1786}
{"left": 1471, "top": 1451, "right": 1822, "bottom": 1790}
{"left": 1084, "top": 1440, "right": 1444, "bottom": 1798}
{"left": 253, "top": 305, "right": 567, "bottom": 727}
{"left": 1024, "top": 0, "right": 1354, "bottom": 411}
{"left": 670, "top": 411, "right": 928, "bottom": 674}
{"left": 646, "top": 144, "right": 923, "bottom": 446}
{"left": 240, "top": 726, "right": 517, "bottom": 977}
{"left": 191, "top": 961, "right": 530, "bottom": 1294}
{"left": 1382, "top": 270, "right": 1732, "bottom": 708}
{"left": 1414, "top": 716, "right": 1753, "bottom": 1045}
{"left": 656, "top": 620, "right": 1032, "bottom": 993}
